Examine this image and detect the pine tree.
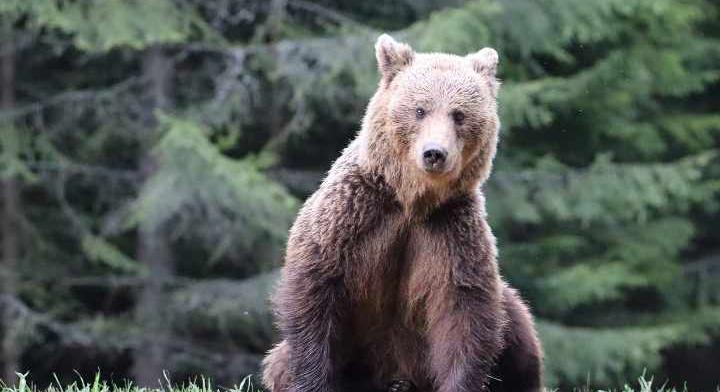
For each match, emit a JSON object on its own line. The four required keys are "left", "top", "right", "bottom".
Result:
{"left": 403, "top": 0, "right": 720, "bottom": 387}
{"left": 0, "top": 0, "right": 298, "bottom": 385}
{"left": 1, "top": 0, "right": 719, "bottom": 389}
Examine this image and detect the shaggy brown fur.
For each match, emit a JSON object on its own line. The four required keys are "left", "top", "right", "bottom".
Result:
{"left": 262, "top": 34, "right": 543, "bottom": 392}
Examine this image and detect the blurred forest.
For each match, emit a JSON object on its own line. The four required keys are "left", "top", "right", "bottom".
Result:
{"left": 0, "top": 0, "right": 719, "bottom": 390}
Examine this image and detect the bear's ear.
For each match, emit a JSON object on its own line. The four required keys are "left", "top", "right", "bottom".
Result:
{"left": 375, "top": 34, "right": 414, "bottom": 85}
{"left": 467, "top": 47, "right": 500, "bottom": 95}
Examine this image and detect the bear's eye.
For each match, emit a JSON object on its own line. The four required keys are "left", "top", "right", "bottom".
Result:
{"left": 415, "top": 107, "right": 426, "bottom": 119}
{"left": 452, "top": 110, "right": 465, "bottom": 125}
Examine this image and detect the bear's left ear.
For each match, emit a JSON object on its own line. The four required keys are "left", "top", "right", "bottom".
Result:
{"left": 467, "top": 47, "right": 500, "bottom": 95}
{"left": 375, "top": 34, "right": 414, "bottom": 86}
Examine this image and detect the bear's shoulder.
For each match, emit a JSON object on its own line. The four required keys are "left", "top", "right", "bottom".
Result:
{"left": 311, "top": 141, "right": 398, "bottom": 213}
{"left": 289, "top": 143, "right": 400, "bottom": 250}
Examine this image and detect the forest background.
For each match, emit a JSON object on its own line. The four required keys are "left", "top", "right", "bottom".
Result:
{"left": 1, "top": 0, "right": 719, "bottom": 390}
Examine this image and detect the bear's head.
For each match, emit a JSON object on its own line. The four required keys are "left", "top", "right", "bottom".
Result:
{"left": 359, "top": 34, "right": 501, "bottom": 212}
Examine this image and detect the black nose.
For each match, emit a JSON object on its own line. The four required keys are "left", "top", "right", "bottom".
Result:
{"left": 422, "top": 144, "right": 448, "bottom": 170}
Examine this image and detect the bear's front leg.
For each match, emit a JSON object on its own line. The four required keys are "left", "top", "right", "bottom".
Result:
{"left": 422, "top": 196, "right": 506, "bottom": 392}
{"left": 270, "top": 170, "right": 399, "bottom": 392}
{"left": 274, "top": 262, "right": 348, "bottom": 392}
{"left": 428, "top": 286, "right": 505, "bottom": 392}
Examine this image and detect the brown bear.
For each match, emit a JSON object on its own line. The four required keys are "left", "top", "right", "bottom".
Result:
{"left": 262, "top": 34, "right": 543, "bottom": 392}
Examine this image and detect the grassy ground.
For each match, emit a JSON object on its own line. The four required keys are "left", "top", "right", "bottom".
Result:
{"left": 0, "top": 373, "right": 701, "bottom": 392}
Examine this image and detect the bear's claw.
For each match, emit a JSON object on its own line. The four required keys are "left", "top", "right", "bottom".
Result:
{"left": 387, "top": 379, "right": 414, "bottom": 392}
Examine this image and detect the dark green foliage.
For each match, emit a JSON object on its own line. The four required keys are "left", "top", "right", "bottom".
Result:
{"left": 170, "top": 271, "right": 278, "bottom": 352}
{"left": 1, "top": 0, "right": 719, "bottom": 390}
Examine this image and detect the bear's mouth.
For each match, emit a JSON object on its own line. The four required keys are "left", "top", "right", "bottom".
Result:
{"left": 424, "top": 162, "right": 447, "bottom": 174}
{"left": 417, "top": 159, "right": 458, "bottom": 180}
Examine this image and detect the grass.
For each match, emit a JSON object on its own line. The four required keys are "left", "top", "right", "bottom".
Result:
{"left": 0, "top": 373, "right": 255, "bottom": 392}
{"left": 0, "top": 372, "right": 711, "bottom": 392}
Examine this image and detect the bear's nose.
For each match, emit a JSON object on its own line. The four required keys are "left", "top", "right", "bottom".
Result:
{"left": 422, "top": 143, "right": 448, "bottom": 171}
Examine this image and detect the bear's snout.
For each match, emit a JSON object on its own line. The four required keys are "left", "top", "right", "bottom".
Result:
{"left": 421, "top": 143, "right": 448, "bottom": 172}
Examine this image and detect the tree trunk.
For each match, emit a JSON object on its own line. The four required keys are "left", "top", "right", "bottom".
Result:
{"left": 131, "top": 45, "right": 174, "bottom": 387}
{"left": 0, "top": 26, "right": 21, "bottom": 386}
{"left": 1, "top": 184, "right": 20, "bottom": 386}
{"left": 262, "top": 0, "right": 289, "bottom": 152}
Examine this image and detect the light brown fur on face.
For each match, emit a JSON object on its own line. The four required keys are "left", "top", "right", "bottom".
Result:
{"left": 359, "top": 36, "right": 500, "bottom": 215}
{"left": 262, "top": 34, "right": 543, "bottom": 392}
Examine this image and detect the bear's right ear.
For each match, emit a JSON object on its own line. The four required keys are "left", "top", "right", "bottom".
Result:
{"left": 467, "top": 47, "right": 500, "bottom": 96}
{"left": 375, "top": 34, "right": 414, "bottom": 86}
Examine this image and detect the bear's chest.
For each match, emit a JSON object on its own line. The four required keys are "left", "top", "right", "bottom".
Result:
{"left": 344, "top": 213, "right": 409, "bottom": 304}
{"left": 345, "top": 224, "right": 441, "bottom": 388}
{"left": 346, "top": 218, "right": 448, "bottom": 337}
{"left": 348, "top": 216, "right": 448, "bottom": 295}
